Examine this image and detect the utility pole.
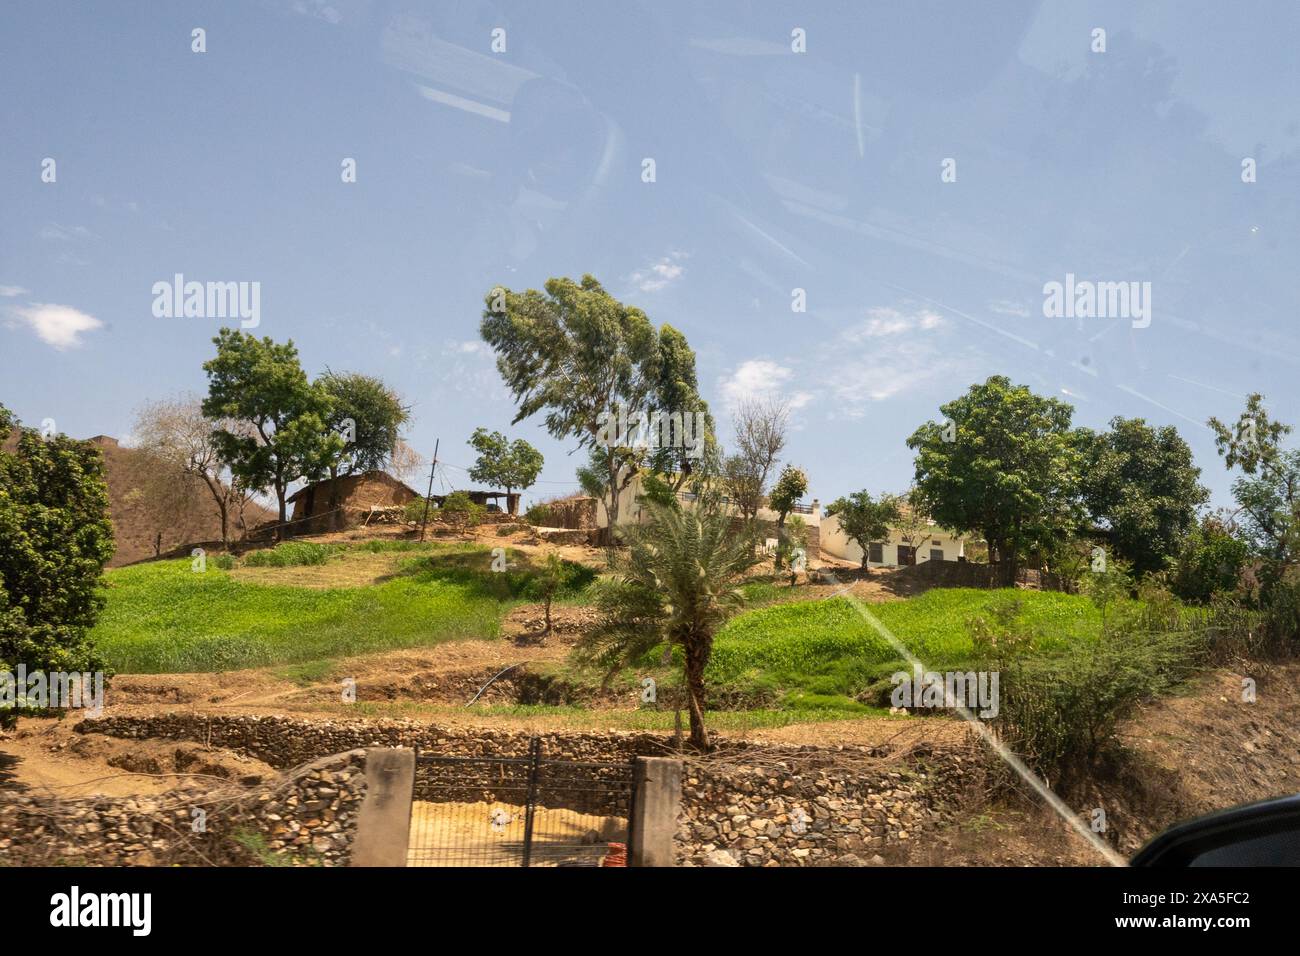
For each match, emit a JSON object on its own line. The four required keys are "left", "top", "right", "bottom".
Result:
{"left": 419, "top": 438, "right": 439, "bottom": 542}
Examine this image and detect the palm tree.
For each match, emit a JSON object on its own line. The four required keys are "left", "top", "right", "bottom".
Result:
{"left": 576, "top": 498, "right": 760, "bottom": 750}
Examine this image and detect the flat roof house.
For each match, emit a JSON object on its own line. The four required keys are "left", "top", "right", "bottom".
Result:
{"left": 820, "top": 502, "right": 970, "bottom": 567}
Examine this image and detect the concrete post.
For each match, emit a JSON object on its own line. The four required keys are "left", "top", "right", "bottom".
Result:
{"left": 630, "top": 756, "right": 683, "bottom": 867}
{"left": 350, "top": 747, "right": 415, "bottom": 867}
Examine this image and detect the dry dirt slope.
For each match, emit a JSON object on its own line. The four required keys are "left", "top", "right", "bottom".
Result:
{"left": 5, "top": 428, "right": 273, "bottom": 567}
{"left": 95, "top": 437, "right": 274, "bottom": 566}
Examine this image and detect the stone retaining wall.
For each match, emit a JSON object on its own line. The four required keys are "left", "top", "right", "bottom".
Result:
{"left": 77, "top": 714, "right": 677, "bottom": 766}
{"left": 63, "top": 715, "right": 975, "bottom": 867}
{"left": 0, "top": 749, "right": 366, "bottom": 867}
{"left": 677, "top": 755, "right": 970, "bottom": 866}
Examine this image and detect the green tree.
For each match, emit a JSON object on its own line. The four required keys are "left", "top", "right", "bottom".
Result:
{"left": 467, "top": 428, "right": 544, "bottom": 513}
{"left": 648, "top": 325, "right": 717, "bottom": 490}
{"left": 318, "top": 371, "right": 410, "bottom": 529}
{"left": 201, "top": 330, "right": 342, "bottom": 537}
{"left": 318, "top": 371, "right": 409, "bottom": 476}
{"left": 576, "top": 500, "right": 760, "bottom": 750}
{"left": 0, "top": 406, "right": 114, "bottom": 726}
{"left": 1209, "top": 393, "right": 1299, "bottom": 572}
{"left": 768, "top": 465, "right": 808, "bottom": 568}
{"left": 481, "top": 276, "right": 658, "bottom": 536}
{"left": 825, "top": 490, "right": 900, "bottom": 571}
{"left": 894, "top": 489, "right": 938, "bottom": 561}
{"left": 1077, "top": 417, "right": 1207, "bottom": 574}
{"left": 908, "top": 376, "right": 1083, "bottom": 583}
{"left": 532, "top": 553, "right": 565, "bottom": 641}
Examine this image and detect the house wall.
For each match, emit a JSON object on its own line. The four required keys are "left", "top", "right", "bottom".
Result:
{"left": 820, "top": 513, "right": 967, "bottom": 567}
{"left": 288, "top": 472, "right": 419, "bottom": 531}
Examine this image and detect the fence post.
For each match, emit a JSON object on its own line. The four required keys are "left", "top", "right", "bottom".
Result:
{"left": 629, "top": 756, "right": 683, "bottom": 867}
{"left": 521, "top": 737, "right": 542, "bottom": 867}
{"left": 351, "top": 747, "right": 415, "bottom": 867}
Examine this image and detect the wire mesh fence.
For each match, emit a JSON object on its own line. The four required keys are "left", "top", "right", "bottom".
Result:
{"left": 408, "top": 740, "right": 637, "bottom": 867}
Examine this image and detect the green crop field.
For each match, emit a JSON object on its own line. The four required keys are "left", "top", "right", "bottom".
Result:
{"left": 92, "top": 542, "right": 594, "bottom": 673}
{"left": 706, "top": 587, "right": 1115, "bottom": 708}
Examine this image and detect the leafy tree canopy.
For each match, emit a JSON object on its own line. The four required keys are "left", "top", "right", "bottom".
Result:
{"left": 318, "top": 370, "right": 409, "bottom": 477}
{"left": 201, "top": 329, "right": 341, "bottom": 528}
{"left": 1077, "top": 416, "right": 1207, "bottom": 573}
{"left": 467, "top": 428, "right": 544, "bottom": 508}
{"left": 907, "top": 375, "right": 1082, "bottom": 578}
{"left": 825, "top": 490, "right": 900, "bottom": 569}
{"left": 0, "top": 405, "right": 114, "bottom": 723}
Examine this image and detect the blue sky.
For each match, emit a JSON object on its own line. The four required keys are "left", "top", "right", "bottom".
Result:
{"left": 2, "top": 0, "right": 1297, "bottom": 510}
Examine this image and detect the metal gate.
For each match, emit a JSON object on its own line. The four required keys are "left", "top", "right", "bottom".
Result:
{"left": 408, "top": 739, "right": 639, "bottom": 867}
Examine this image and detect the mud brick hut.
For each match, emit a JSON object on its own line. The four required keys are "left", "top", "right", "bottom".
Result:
{"left": 287, "top": 471, "right": 419, "bottom": 533}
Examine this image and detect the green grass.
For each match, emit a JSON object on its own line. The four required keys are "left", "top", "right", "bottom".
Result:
{"left": 706, "top": 588, "right": 1114, "bottom": 708}
{"left": 92, "top": 544, "right": 596, "bottom": 673}
{"left": 242, "top": 541, "right": 335, "bottom": 567}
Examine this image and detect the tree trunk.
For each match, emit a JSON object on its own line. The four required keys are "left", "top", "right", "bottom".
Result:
{"left": 276, "top": 483, "right": 288, "bottom": 541}
{"left": 198, "top": 472, "right": 231, "bottom": 549}
{"left": 684, "top": 638, "right": 711, "bottom": 751}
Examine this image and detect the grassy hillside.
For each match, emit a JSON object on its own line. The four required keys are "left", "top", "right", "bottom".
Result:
{"left": 706, "top": 588, "right": 1112, "bottom": 708}
{"left": 93, "top": 542, "right": 593, "bottom": 673}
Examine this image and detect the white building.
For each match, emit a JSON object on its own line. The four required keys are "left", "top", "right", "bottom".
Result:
{"left": 820, "top": 505, "right": 970, "bottom": 567}
{"left": 593, "top": 474, "right": 969, "bottom": 568}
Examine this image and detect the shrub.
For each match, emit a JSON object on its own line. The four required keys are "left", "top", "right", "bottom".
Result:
{"left": 440, "top": 491, "right": 485, "bottom": 527}
{"left": 514, "top": 556, "right": 595, "bottom": 600}
{"left": 1260, "top": 566, "right": 1300, "bottom": 652}
{"left": 1172, "top": 516, "right": 1250, "bottom": 604}
{"left": 525, "top": 503, "right": 554, "bottom": 526}
{"left": 243, "top": 542, "right": 332, "bottom": 567}
{"left": 972, "top": 589, "right": 1202, "bottom": 790}
{"left": 403, "top": 498, "right": 432, "bottom": 525}
{"left": 776, "top": 515, "right": 809, "bottom": 577}
{"left": 212, "top": 553, "right": 236, "bottom": 571}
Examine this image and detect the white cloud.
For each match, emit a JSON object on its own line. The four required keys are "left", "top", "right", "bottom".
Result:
{"left": 718, "top": 359, "right": 813, "bottom": 410}
{"left": 845, "top": 306, "right": 945, "bottom": 341}
{"left": 0, "top": 285, "right": 28, "bottom": 298}
{"left": 821, "top": 304, "right": 965, "bottom": 417}
{"left": 447, "top": 339, "right": 492, "bottom": 357}
{"left": 10, "top": 303, "right": 103, "bottom": 349}
{"left": 39, "top": 223, "right": 97, "bottom": 242}
{"left": 627, "top": 251, "right": 688, "bottom": 293}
